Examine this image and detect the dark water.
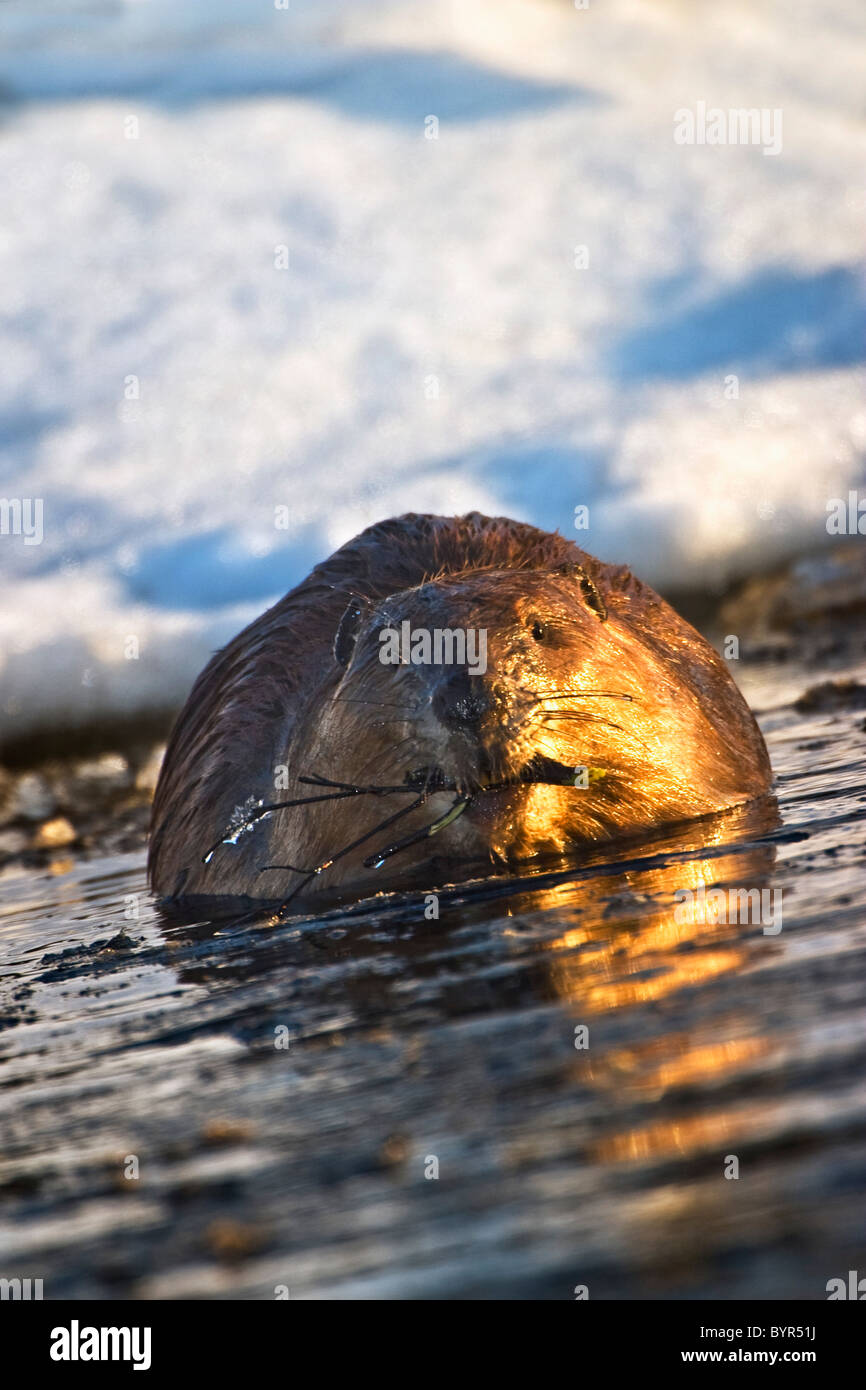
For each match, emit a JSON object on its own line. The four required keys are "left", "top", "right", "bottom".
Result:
{"left": 1, "top": 661, "right": 865, "bottom": 1299}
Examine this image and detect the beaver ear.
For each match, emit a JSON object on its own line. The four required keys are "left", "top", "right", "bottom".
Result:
{"left": 333, "top": 596, "right": 370, "bottom": 667}
{"left": 552, "top": 562, "right": 608, "bottom": 622}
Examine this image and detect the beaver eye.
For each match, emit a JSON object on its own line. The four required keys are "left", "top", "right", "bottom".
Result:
{"left": 529, "top": 619, "right": 547, "bottom": 643}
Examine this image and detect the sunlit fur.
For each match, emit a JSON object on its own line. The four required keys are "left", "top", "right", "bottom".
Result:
{"left": 149, "top": 514, "right": 772, "bottom": 904}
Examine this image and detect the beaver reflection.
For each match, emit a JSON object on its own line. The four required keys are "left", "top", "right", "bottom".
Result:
{"left": 160, "top": 799, "right": 780, "bottom": 1026}
{"left": 149, "top": 514, "right": 772, "bottom": 907}
{"left": 153, "top": 797, "right": 783, "bottom": 1299}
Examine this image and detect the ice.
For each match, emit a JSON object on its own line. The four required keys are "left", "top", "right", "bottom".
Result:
{"left": 1, "top": 0, "right": 863, "bottom": 739}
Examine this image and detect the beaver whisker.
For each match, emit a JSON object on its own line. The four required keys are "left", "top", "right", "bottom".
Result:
{"left": 258, "top": 859, "right": 317, "bottom": 875}
{"left": 512, "top": 685, "right": 634, "bottom": 704}
{"left": 531, "top": 710, "right": 626, "bottom": 733}
{"left": 348, "top": 732, "right": 417, "bottom": 790}
{"left": 532, "top": 690, "right": 635, "bottom": 703}
{"left": 332, "top": 697, "right": 418, "bottom": 713}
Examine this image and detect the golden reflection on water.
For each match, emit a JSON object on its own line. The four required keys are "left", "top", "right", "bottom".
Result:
{"left": 593, "top": 1035, "right": 770, "bottom": 1095}
{"left": 517, "top": 799, "right": 781, "bottom": 1165}
{"left": 541, "top": 852, "right": 753, "bottom": 1011}
{"left": 593, "top": 1100, "right": 764, "bottom": 1164}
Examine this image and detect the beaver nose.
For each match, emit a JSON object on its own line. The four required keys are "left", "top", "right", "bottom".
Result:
{"left": 432, "top": 669, "right": 492, "bottom": 729}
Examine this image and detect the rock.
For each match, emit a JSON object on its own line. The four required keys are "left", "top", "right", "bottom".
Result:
{"left": 46, "top": 857, "right": 75, "bottom": 876}
{"left": 717, "top": 544, "right": 866, "bottom": 665}
{"left": 12, "top": 773, "right": 57, "bottom": 822}
{"left": 204, "top": 1219, "right": 266, "bottom": 1263}
{"left": 201, "top": 1118, "right": 254, "bottom": 1148}
{"left": 794, "top": 680, "right": 866, "bottom": 713}
{"left": 74, "top": 753, "right": 131, "bottom": 789}
{"left": 721, "top": 545, "right": 866, "bottom": 631}
{"left": 93, "top": 931, "right": 140, "bottom": 954}
{"left": 379, "top": 1133, "right": 410, "bottom": 1167}
{"left": 0, "top": 828, "right": 29, "bottom": 857}
{"left": 33, "top": 816, "right": 77, "bottom": 849}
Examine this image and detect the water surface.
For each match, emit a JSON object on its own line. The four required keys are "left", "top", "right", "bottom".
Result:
{"left": 1, "top": 661, "right": 864, "bottom": 1299}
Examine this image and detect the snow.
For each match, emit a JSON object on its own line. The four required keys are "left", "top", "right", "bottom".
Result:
{"left": 1, "top": 0, "right": 864, "bottom": 738}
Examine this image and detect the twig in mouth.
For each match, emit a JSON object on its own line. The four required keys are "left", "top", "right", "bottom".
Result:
{"left": 201, "top": 790, "right": 370, "bottom": 864}
{"left": 201, "top": 770, "right": 446, "bottom": 865}
{"left": 299, "top": 773, "right": 425, "bottom": 795}
{"left": 203, "top": 752, "right": 597, "bottom": 909}
{"left": 261, "top": 792, "right": 430, "bottom": 908}
{"left": 363, "top": 793, "right": 472, "bottom": 868}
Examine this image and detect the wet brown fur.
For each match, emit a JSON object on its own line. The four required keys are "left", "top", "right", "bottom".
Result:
{"left": 149, "top": 513, "right": 772, "bottom": 904}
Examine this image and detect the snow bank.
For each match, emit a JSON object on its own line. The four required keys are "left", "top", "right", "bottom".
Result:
{"left": 0, "top": 0, "right": 863, "bottom": 738}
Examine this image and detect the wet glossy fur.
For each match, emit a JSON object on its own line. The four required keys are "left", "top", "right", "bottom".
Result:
{"left": 149, "top": 513, "right": 772, "bottom": 904}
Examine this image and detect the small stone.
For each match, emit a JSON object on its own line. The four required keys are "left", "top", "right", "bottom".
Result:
{"left": 205, "top": 1220, "right": 266, "bottom": 1263}
{"left": 380, "top": 1133, "right": 410, "bottom": 1166}
{"left": 794, "top": 679, "right": 866, "bottom": 713}
{"left": 98, "top": 931, "right": 138, "bottom": 953}
{"left": 12, "top": 773, "right": 57, "bottom": 822}
{"left": 201, "top": 1118, "right": 253, "bottom": 1147}
{"left": 47, "top": 857, "right": 75, "bottom": 876}
{"left": 75, "top": 753, "right": 131, "bottom": 788}
{"left": 0, "top": 828, "right": 29, "bottom": 857}
{"left": 33, "top": 816, "right": 77, "bottom": 849}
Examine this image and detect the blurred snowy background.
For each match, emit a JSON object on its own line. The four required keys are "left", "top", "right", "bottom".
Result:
{"left": 0, "top": 0, "right": 864, "bottom": 740}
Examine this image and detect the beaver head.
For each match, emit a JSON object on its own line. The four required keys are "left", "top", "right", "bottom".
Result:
{"left": 148, "top": 514, "right": 772, "bottom": 905}
{"left": 291, "top": 562, "right": 770, "bottom": 884}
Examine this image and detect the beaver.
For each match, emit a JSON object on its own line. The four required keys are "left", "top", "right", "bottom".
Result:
{"left": 148, "top": 513, "right": 772, "bottom": 907}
